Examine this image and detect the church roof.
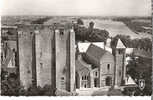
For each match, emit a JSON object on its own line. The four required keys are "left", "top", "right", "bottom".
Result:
{"left": 76, "top": 55, "right": 91, "bottom": 73}
{"left": 116, "top": 39, "right": 126, "bottom": 49}
{"left": 86, "top": 44, "right": 107, "bottom": 61}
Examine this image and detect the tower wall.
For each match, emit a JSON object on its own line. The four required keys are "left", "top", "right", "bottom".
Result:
{"left": 35, "top": 26, "right": 54, "bottom": 87}
{"left": 55, "top": 29, "right": 75, "bottom": 92}
{"left": 115, "top": 49, "right": 126, "bottom": 87}
{"left": 17, "top": 25, "right": 75, "bottom": 92}
{"left": 18, "top": 26, "right": 33, "bottom": 89}
{"left": 69, "top": 29, "right": 76, "bottom": 92}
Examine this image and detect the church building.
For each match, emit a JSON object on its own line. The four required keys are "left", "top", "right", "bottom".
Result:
{"left": 76, "top": 38, "right": 127, "bottom": 89}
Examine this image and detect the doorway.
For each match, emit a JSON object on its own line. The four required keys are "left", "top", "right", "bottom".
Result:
{"left": 94, "top": 78, "right": 98, "bottom": 87}
{"left": 105, "top": 77, "right": 112, "bottom": 86}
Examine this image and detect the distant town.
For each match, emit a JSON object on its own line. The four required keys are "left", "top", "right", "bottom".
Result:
{"left": 0, "top": 16, "right": 152, "bottom": 96}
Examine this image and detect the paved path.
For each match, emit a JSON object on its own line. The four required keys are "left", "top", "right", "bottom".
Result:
{"left": 76, "top": 87, "right": 109, "bottom": 96}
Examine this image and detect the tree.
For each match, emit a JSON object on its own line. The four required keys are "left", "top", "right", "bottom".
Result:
{"left": 1, "top": 72, "right": 21, "bottom": 96}
{"left": 77, "top": 18, "right": 84, "bottom": 25}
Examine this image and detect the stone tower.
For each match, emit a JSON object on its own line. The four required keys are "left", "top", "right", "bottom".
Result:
{"left": 55, "top": 28, "right": 75, "bottom": 92}
{"left": 18, "top": 24, "right": 76, "bottom": 93}
{"left": 18, "top": 25, "right": 34, "bottom": 89}
{"left": 35, "top": 26, "right": 54, "bottom": 87}
{"left": 114, "top": 39, "right": 126, "bottom": 88}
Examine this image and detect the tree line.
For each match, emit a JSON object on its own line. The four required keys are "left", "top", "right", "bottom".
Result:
{"left": 111, "top": 34, "right": 152, "bottom": 52}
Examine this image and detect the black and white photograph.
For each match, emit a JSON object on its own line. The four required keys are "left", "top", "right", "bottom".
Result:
{"left": 0, "top": 0, "right": 152, "bottom": 98}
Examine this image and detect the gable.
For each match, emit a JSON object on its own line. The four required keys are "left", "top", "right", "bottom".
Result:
{"left": 100, "top": 52, "right": 114, "bottom": 64}
{"left": 116, "top": 39, "right": 126, "bottom": 49}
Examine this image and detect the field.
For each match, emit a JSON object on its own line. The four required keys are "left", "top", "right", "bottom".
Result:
{"left": 82, "top": 18, "right": 152, "bottom": 39}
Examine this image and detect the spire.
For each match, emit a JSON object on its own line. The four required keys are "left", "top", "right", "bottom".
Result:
{"left": 116, "top": 39, "right": 126, "bottom": 49}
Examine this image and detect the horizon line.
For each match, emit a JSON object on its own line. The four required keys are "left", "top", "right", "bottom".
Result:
{"left": 1, "top": 14, "right": 152, "bottom": 18}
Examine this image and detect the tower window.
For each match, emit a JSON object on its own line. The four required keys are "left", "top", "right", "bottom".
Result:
{"left": 40, "top": 51, "right": 42, "bottom": 58}
{"left": 27, "top": 70, "right": 31, "bottom": 74}
{"left": 95, "top": 72, "right": 98, "bottom": 77}
{"left": 60, "top": 29, "right": 64, "bottom": 35}
{"left": 40, "top": 63, "right": 43, "bottom": 69}
{"left": 107, "top": 64, "right": 110, "bottom": 70}
{"left": 61, "top": 77, "right": 64, "bottom": 80}
{"left": 119, "top": 70, "right": 121, "bottom": 77}
{"left": 118, "top": 49, "right": 123, "bottom": 54}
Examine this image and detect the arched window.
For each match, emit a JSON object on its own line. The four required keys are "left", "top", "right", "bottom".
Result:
{"left": 82, "top": 76, "right": 84, "bottom": 80}
{"left": 95, "top": 72, "right": 98, "bottom": 76}
{"left": 84, "top": 76, "right": 86, "bottom": 80}
{"left": 107, "top": 64, "right": 110, "bottom": 70}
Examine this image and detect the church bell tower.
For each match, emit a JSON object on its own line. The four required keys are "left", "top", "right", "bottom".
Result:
{"left": 114, "top": 39, "right": 126, "bottom": 88}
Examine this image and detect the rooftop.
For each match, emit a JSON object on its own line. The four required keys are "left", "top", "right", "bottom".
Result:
{"left": 116, "top": 39, "right": 126, "bottom": 49}
{"left": 86, "top": 44, "right": 107, "bottom": 62}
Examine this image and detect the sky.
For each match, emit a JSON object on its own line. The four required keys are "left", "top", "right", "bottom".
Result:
{"left": 1, "top": 0, "right": 152, "bottom": 16}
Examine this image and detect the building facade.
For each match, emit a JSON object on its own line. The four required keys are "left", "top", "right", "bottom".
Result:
{"left": 18, "top": 25, "right": 75, "bottom": 92}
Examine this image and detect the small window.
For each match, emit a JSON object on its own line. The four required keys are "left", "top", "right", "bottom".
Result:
{"left": 40, "top": 63, "right": 43, "bottom": 69}
{"left": 107, "top": 64, "right": 110, "bottom": 70}
{"left": 118, "top": 49, "right": 123, "bottom": 54}
{"left": 40, "top": 52, "right": 42, "bottom": 58}
{"left": 95, "top": 72, "right": 98, "bottom": 77}
{"left": 27, "top": 70, "right": 31, "bottom": 74}
{"left": 82, "top": 76, "right": 84, "bottom": 80}
{"left": 119, "top": 70, "right": 121, "bottom": 76}
{"left": 60, "top": 29, "right": 64, "bottom": 35}
{"left": 84, "top": 76, "right": 86, "bottom": 80}
{"left": 61, "top": 77, "right": 64, "bottom": 80}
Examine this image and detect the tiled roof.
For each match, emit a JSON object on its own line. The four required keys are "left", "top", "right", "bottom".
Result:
{"left": 86, "top": 44, "right": 106, "bottom": 62}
